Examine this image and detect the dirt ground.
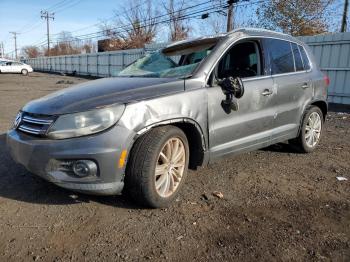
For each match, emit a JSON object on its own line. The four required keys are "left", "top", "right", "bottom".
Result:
{"left": 0, "top": 72, "right": 349, "bottom": 262}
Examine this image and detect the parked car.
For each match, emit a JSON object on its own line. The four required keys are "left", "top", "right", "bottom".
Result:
{"left": 0, "top": 61, "right": 33, "bottom": 75}
{"left": 7, "top": 28, "right": 329, "bottom": 208}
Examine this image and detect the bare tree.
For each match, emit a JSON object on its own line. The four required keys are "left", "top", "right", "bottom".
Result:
{"left": 163, "top": 0, "right": 190, "bottom": 41}
{"left": 101, "top": 0, "right": 158, "bottom": 50}
{"left": 81, "top": 40, "right": 93, "bottom": 54}
{"left": 22, "top": 46, "right": 40, "bottom": 58}
{"left": 256, "top": 0, "right": 335, "bottom": 36}
{"left": 45, "top": 31, "right": 81, "bottom": 56}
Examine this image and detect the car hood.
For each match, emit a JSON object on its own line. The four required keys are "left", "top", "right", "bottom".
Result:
{"left": 22, "top": 77, "right": 185, "bottom": 115}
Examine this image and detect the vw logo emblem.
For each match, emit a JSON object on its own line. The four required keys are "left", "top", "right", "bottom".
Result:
{"left": 13, "top": 112, "right": 22, "bottom": 129}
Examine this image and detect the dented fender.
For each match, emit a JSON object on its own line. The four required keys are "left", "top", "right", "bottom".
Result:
{"left": 118, "top": 85, "right": 209, "bottom": 151}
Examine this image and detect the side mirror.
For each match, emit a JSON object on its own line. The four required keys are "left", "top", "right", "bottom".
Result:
{"left": 217, "top": 77, "right": 244, "bottom": 113}
{"left": 218, "top": 77, "right": 244, "bottom": 98}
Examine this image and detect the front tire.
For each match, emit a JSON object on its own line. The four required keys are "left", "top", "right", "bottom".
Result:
{"left": 125, "top": 126, "right": 189, "bottom": 208}
{"left": 21, "top": 69, "right": 28, "bottom": 76}
{"left": 290, "top": 106, "right": 324, "bottom": 153}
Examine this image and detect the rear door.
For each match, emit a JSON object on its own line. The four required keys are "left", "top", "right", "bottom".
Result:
{"left": 208, "top": 39, "right": 277, "bottom": 160}
{"left": 263, "top": 38, "right": 313, "bottom": 142}
{"left": 11, "top": 62, "right": 23, "bottom": 73}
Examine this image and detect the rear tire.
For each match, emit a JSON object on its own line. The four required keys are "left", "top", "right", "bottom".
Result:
{"left": 125, "top": 126, "right": 189, "bottom": 208}
{"left": 290, "top": 106, "right": 323, "bottom": 153}
{"left": 21, "top": 69, "right": 28, "bottom": 76}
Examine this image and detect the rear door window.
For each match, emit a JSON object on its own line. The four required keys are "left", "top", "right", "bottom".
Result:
{"left": 266, "top": 39, "right": 295, "bottom": 74}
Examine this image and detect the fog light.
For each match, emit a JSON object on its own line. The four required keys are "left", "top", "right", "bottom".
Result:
{"left": 72, "top": 160, "right": 97, "bottom": 177}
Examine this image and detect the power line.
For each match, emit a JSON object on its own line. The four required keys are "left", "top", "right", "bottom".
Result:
{"left": 47, "top": 0, "right": 71, "bottom": 12}
{"left": 54, "top": 0, "right": 84, "bottom": 14}
{"left": 50, "top": 0, "right": 149, "bottom": 37}
{"left": 51, "top": 1, "right": 215, "bottom": 42}
{"left": 26, "top": 0, "right": 264, "bottom": 53}
{"left": 14, "top": 0, "right": 76, "bottom": 35}
{"left": 57, "top": 8, "right": 220, "bottom": 45}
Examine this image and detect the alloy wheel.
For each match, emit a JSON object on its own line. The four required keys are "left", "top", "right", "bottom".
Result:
{"left": 305, "top": 112, "right": 322, "bottom": 147}
{"left": 155, "top": 137, "right": 186, "bottom": 198}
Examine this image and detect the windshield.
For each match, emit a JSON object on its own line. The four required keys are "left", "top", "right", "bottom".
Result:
{"left": 117, "top": 42, "right": 216, "bottom": 78}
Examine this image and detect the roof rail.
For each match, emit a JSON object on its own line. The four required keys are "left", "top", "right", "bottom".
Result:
{"left": 227, "top": 27, "right": 288, "bottom": 36}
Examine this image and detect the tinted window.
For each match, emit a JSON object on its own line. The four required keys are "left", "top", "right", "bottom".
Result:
{"left": 217, "top": 41, "right": 261, "bottom": 79}
{"left": 299, "top": 46, "right": 311, "bottom": 70}
{"left": 292, "top": 43, "right": 304, "bottom": 71}
{"left": 266, "top": 39, "right": 295, "bottom": 74}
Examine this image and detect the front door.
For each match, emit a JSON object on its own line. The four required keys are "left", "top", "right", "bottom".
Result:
{"left": 208, "top": 39, "right": 276, "bottom": 160}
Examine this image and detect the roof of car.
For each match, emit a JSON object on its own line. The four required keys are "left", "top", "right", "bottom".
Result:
{"left": 165, "top": 28, "right": 302, "bottom": 49}
{"left": 228, "top": 28, "right": 299, "bottom": 42}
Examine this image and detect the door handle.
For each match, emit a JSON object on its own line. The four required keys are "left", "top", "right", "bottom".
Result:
{"left": 262, "top": 89, "right": 273, "bottom": 96}
{"left": 301, "top": 83, "right": 309, "bottom": 89}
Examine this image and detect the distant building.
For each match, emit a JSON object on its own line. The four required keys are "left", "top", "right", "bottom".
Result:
{"left": 98, "top": 38, "right": 126, "bottom": 52}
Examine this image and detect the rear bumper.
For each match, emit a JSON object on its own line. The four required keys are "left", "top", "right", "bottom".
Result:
{"left": 6, "top": 125, "right": 135, "bottom": 195}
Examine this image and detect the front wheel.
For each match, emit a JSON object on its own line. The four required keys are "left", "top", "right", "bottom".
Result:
{"left": 125, "top": 126, "right": 189, "bottom": 208}
{"left": 21, "top": 69, "right": 28, "bottom": 76}
{"left": 290, "top": 106, "right": 324, "bottom": 153}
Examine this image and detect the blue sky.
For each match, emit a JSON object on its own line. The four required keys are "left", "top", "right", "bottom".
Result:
{"left": 0, "top": 0, "right": 260, "bottom": 57}
{"left": 0, "top": 0, "right": 346, "bottom": 58}
{"left": 0, "top": 0, "right": 137, "bottom": 55}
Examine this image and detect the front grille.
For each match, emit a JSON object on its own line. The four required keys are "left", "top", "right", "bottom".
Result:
{"left": 17, "top": 112, "right": 56, "bottom": 136}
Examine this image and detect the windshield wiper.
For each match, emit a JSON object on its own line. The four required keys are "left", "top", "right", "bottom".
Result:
{"left": 122, "top": 74, "right": 159, "bottom": 78}
{"left": 179, "top": 74, "right": 193, "bottom": 79}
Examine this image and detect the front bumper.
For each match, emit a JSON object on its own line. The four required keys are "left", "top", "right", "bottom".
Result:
{"left": 6, "top": 125, "right": 135, "bottom": 195}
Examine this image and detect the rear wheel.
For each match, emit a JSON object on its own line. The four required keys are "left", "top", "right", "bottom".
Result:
{"left": 125, "top": 126, "right": 189, "bottom": 208}
{"left": 21, "top": 69, "right": 28, "bottom": 76}
{"left": 290, "top": 106, "right": 323, "bottom": 153}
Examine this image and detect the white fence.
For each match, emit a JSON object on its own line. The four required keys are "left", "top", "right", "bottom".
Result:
{"left": 27, "top": 48, "right": 146, "bottom": 77}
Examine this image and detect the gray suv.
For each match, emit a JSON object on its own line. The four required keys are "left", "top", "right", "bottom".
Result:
{"left": 7, "top": 29, "right": 329, "bottom": 208}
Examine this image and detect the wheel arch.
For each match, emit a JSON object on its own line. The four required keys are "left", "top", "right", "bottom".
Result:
{"left": 133, "top": 118, "right": 207, "bottom": 170}
{"left": 310, "top": 100, "right": 328, "bottom": 121}
{"left": 297, "top": 99, "right": 328, "bottom": 136}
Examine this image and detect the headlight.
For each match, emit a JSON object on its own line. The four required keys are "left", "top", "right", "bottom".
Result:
{"left": 47, "top": 105, "right": 125, "bottom": 139}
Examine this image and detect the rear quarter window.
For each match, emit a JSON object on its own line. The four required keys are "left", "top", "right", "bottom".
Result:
{"left": 266, "top": 39, "right": 295, "bottom": 74}
{"left": 299, "top": 46, "right": 311, "bottom": 70}
{"left": 292, "top": 43, "right": 304, "bottom": 71}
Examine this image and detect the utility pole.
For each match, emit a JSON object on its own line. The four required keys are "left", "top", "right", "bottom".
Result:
{"left": 0, "top": 42, "right": 4, "bottom": 58}
{"left": 226, "top": 0, "right": 240, "bottom": 32}
{"left": 341, "top": 0, "right": 349, "bottom": 32}
{"left": 227, "top": 0, "right": 234, "bottom": 32}
{"left": 41, "top": 10, "right": 55, "bottom": 56}
{"left": 9, "top": 32, "right": 19, "bottom": 60}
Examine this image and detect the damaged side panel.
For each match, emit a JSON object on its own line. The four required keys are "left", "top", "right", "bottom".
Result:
{"left": 118, "top": 82, "right": 209, "bottom": 152}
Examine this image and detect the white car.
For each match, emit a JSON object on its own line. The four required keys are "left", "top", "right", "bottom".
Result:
{"left": 0, "top": 61, "right": 33, "bottom": 75}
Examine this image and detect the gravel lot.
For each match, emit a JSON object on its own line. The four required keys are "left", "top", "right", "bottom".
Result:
{"left": 0, "top": 72, "right": 349, "bottom": 261}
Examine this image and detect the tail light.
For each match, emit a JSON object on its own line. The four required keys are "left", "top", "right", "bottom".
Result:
{"left": 323, "top": 75, "right": 330, "bottom": 87}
